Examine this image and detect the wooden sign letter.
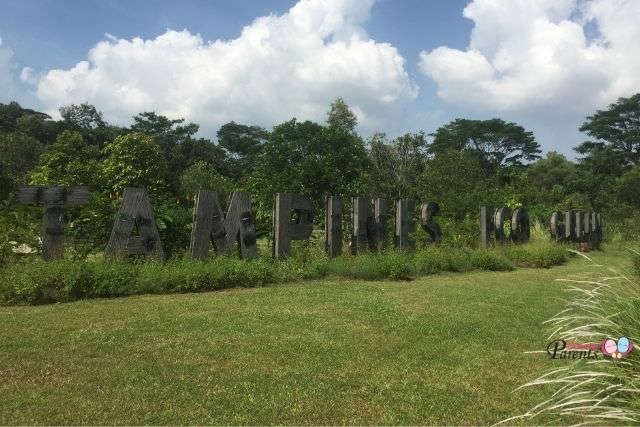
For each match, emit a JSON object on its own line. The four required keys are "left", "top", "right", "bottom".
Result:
{"left": 395, "top": 199, "right": 415, "bottom": 250}
{"left": 189, "top": 191, "right": 227, "bottom": 260}
{"left": 421, "top": 201, "right": 442, "bottom": 244}
{"left": 225, "top": 192, "right": 258, "bottom": 260}
{"left": 351, "top": 197, "right": 370, "bottom": 255}
{"left": 105, "top": 188, "right": 164, "bottom": 260}
{"left": 324, "top": 196, "right": 343, "bottom": 257}
{"left": 272, "top": 193, "right": 313, "bottom": 259}
{"left": 17, "top": 185, "right": 91, "bottom": 260}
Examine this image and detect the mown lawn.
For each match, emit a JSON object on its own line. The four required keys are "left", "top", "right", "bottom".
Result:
{"left": 0, "top": 249, "right": 629, "bottom": 425}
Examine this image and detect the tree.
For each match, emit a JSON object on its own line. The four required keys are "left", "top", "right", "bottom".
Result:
{"left": 247, "top": 118, "right": 368, "bottom": 231}
{"left": 130, "top": 112, "right": 199, "bottom": 150}
{"left": 180, "top": 161, "right": 233, "bottom": 205}
{"left": 60, "top": 103, "right": 106, "bottom": 129}
{"left": 419, "top": 149, "right": 498, "bottom": 221}
{"left": 429, "top": 118, "right": 541, "bottom": 170}
{"left": 217, "top": 121, "right": 268, "bottom": 179}
{"left": 576, "top": 93, "right": 640, "bottom": 166}
{"left": 130, "top": 112, "right": 208, "bottom": 194}
{"left": 28, "top": 131, "right": 100, "bottom": 186}
{"left": 512, "top": 152, "right": 580, "bottom": 217}
{"left": 366, "top": 132, "right": 428, "bottom": 199}
{"left": 59, "top": 103, "right": 121, "bottom": 148}
{"left": 101, "top": 132, "right": 169, "bottom": 196}
{"left": 0, "top": 132, "right": 44, "bottom": 181}
{"left": 327, "top": 98, "right": 357, "bottom": 132}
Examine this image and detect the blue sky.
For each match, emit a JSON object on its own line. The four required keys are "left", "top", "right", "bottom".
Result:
{"left": 1, "top": 0, "right": 639, "bottom": 157}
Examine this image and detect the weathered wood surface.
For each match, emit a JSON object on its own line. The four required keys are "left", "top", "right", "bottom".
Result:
{"left": 421, "top": 201, "right": 442, "bottom": 244}
{"left": 395, "top": 199, "right": 415, "bottom": 250}
{"left": 574, "top": 211, "right": 583, "bottom": 242}
{"left": 105, "top": 187, "right": 164, "bottom": 260}
{"left": 479, "top": 206, "right": 495, "bottom": 248}
{"left": 550, "top": 211, "right": 564, "bottom": 241}
{"left": 17, "top": 185, "right": 91, "bottom": 260}
{"left": 273, "top": 193, "right": 313, "bottom": 259}
{"left": 18, "top": 185, "right": 90, "bottom": 205}
{"left": 225, "top": 192, "right": 258, "bottom": 260}
{"left": 324, "top": 195, "right": 343, "bottom": 257}
{"left": 494, "top": 206, "right": 512, "bottom": 243}
{"left": 351, "top": 197, "right": 370, "bottom": 255}
{"left": 511, "top": 208, "right": 530, "bottom": 243}
{"left": 592, "top": 212, "right": 602, "bottom": 247}
{"left": 189, "top": 190, "right": 227, "bottom": 260}
{"left": 372, "top": 198, "right": 389, "bottom": 251}
{"left": 565, "top": 210, "right": 575, "bottom": 241}
{"left": 582, "top": 211, "right": 591, "bottom": 243}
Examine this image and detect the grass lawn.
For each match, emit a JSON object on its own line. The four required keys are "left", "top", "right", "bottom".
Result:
{"left": 0, "top": 248, "right": 631, "bottom": 425}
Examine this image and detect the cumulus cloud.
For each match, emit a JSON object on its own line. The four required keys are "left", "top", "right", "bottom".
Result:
{"left": 32, "top": 0, "right": 417, "bottom": 134}
{"left": 419, "top": 0, "right": 640, "bottom": 115}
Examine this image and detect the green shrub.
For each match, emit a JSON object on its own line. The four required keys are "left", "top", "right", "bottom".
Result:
{"left": 470, "top": 250, "right": 515, "bottom": 271}
{"left": 499, "top": 241, "right": 569, "bottom": 268}
{"left": 0, "top": 242, "right": 570, "bottom": 305}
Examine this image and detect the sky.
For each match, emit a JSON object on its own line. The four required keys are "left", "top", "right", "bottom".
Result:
{"left": 1, "top": 0, "right": 639, "bottom": 157}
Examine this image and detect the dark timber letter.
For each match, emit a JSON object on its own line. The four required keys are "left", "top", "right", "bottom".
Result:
{"left": 395, "top": 199, "right": 415, "bottom": 250}
{"left": 511, "top": 208, "right": 530, "bottom": 243}
{"left": 324, "top": 195, "right": 343, "bottom": 257}
{"left": 494, "top": 207, "right": 512, "bottom": 243}
{"left": 105, "top": 187, "right": 164, "bottom": 260}
{"left": 189, "top": 190, "right": 227, "bottom": 260}
{"left": 272, "top": 193, "right": 313, "bottom": 259}
{"left": 421, "top": 201, "right": 442, "bottom": 244}
{"left": 550, "top": 211, "right": 565, "bottom": 241}
{"left": 351, "top": 197, "right": 370, "bottom": 255}
{"left": 225, "top": 192, "right": 258, "bottom": 259}
{"left": 17, "top": 185, "right": 91, "bottom": 260}
{"left": 371, "top": 198, "right": 389, "bottom": 251}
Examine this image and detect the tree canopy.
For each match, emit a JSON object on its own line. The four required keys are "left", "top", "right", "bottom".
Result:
{"left": 576, "top": 94, "right": 640, "bottom": 166}
{"left": 429, "top": 118, "right": 541, "bottom": 170}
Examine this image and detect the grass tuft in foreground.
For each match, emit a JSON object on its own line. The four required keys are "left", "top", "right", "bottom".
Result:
{"left": 507, "top": 246, "right": 640, "bottom": 424}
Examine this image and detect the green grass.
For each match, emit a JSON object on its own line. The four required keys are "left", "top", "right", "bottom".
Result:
{"left": 0, "top": 248, "right": 627, "bottom": 425}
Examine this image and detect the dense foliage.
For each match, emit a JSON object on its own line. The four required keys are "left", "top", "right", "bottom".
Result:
{"left": 1, "top": 94, "right": 639, "bottom": 262}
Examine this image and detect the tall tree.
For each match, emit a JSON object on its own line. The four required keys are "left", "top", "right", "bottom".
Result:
{"left": 217, "top": 121, "right": 268, "bottom": 179}
{"left": 130, "top": 112, "right": 206, "bottom": 194}
{"left": 576, "top": 93, "right": 640, "bottom": 166}
{"left": 429, "top": 118, "right": 541, "bottom": 170}
{"left": 327, "top": 98, "right": 357, "bottom": 132}
{"left": 101, "top": 132, "right": 169, "bottom": 196}
{"left": 366, "top": 132, "right": 428, "bottom": 199}
{"left": 59, "top": 103, "right": 120, "bottom": 148}
{"left": 247, "top": 118, "right": 367, "bottom": 231}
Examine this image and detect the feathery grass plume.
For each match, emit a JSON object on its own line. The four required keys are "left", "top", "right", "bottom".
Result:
{"left": 502, "top": 247, "right": 640, "bottom": 425}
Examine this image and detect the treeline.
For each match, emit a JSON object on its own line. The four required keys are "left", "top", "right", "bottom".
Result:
{"left": 1, "top": 95, "right": 639, "bottom": 260}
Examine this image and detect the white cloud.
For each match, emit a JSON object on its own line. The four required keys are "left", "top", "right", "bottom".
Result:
{"left": 419, "top": 0, "right": 640, "bottom": 115}
{"left": 32, "top": 0, "right": 417, "bottom": 135}
{"left": 20, "top": 66, "right": 38, "bottom": 85}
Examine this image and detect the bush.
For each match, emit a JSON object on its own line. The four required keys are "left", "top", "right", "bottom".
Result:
{"left": 0, "top": 242, "right": 570, "bottom": 305}
{"left": 499, "top": 241, "right": 569, "bottom": 268}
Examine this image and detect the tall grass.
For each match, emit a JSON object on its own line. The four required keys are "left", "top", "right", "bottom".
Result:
{"left": 0, "top": 242, "right": 569, "bottom": 305}
{"left": 504, "top": 249, "right": 640, "bottom": 424}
